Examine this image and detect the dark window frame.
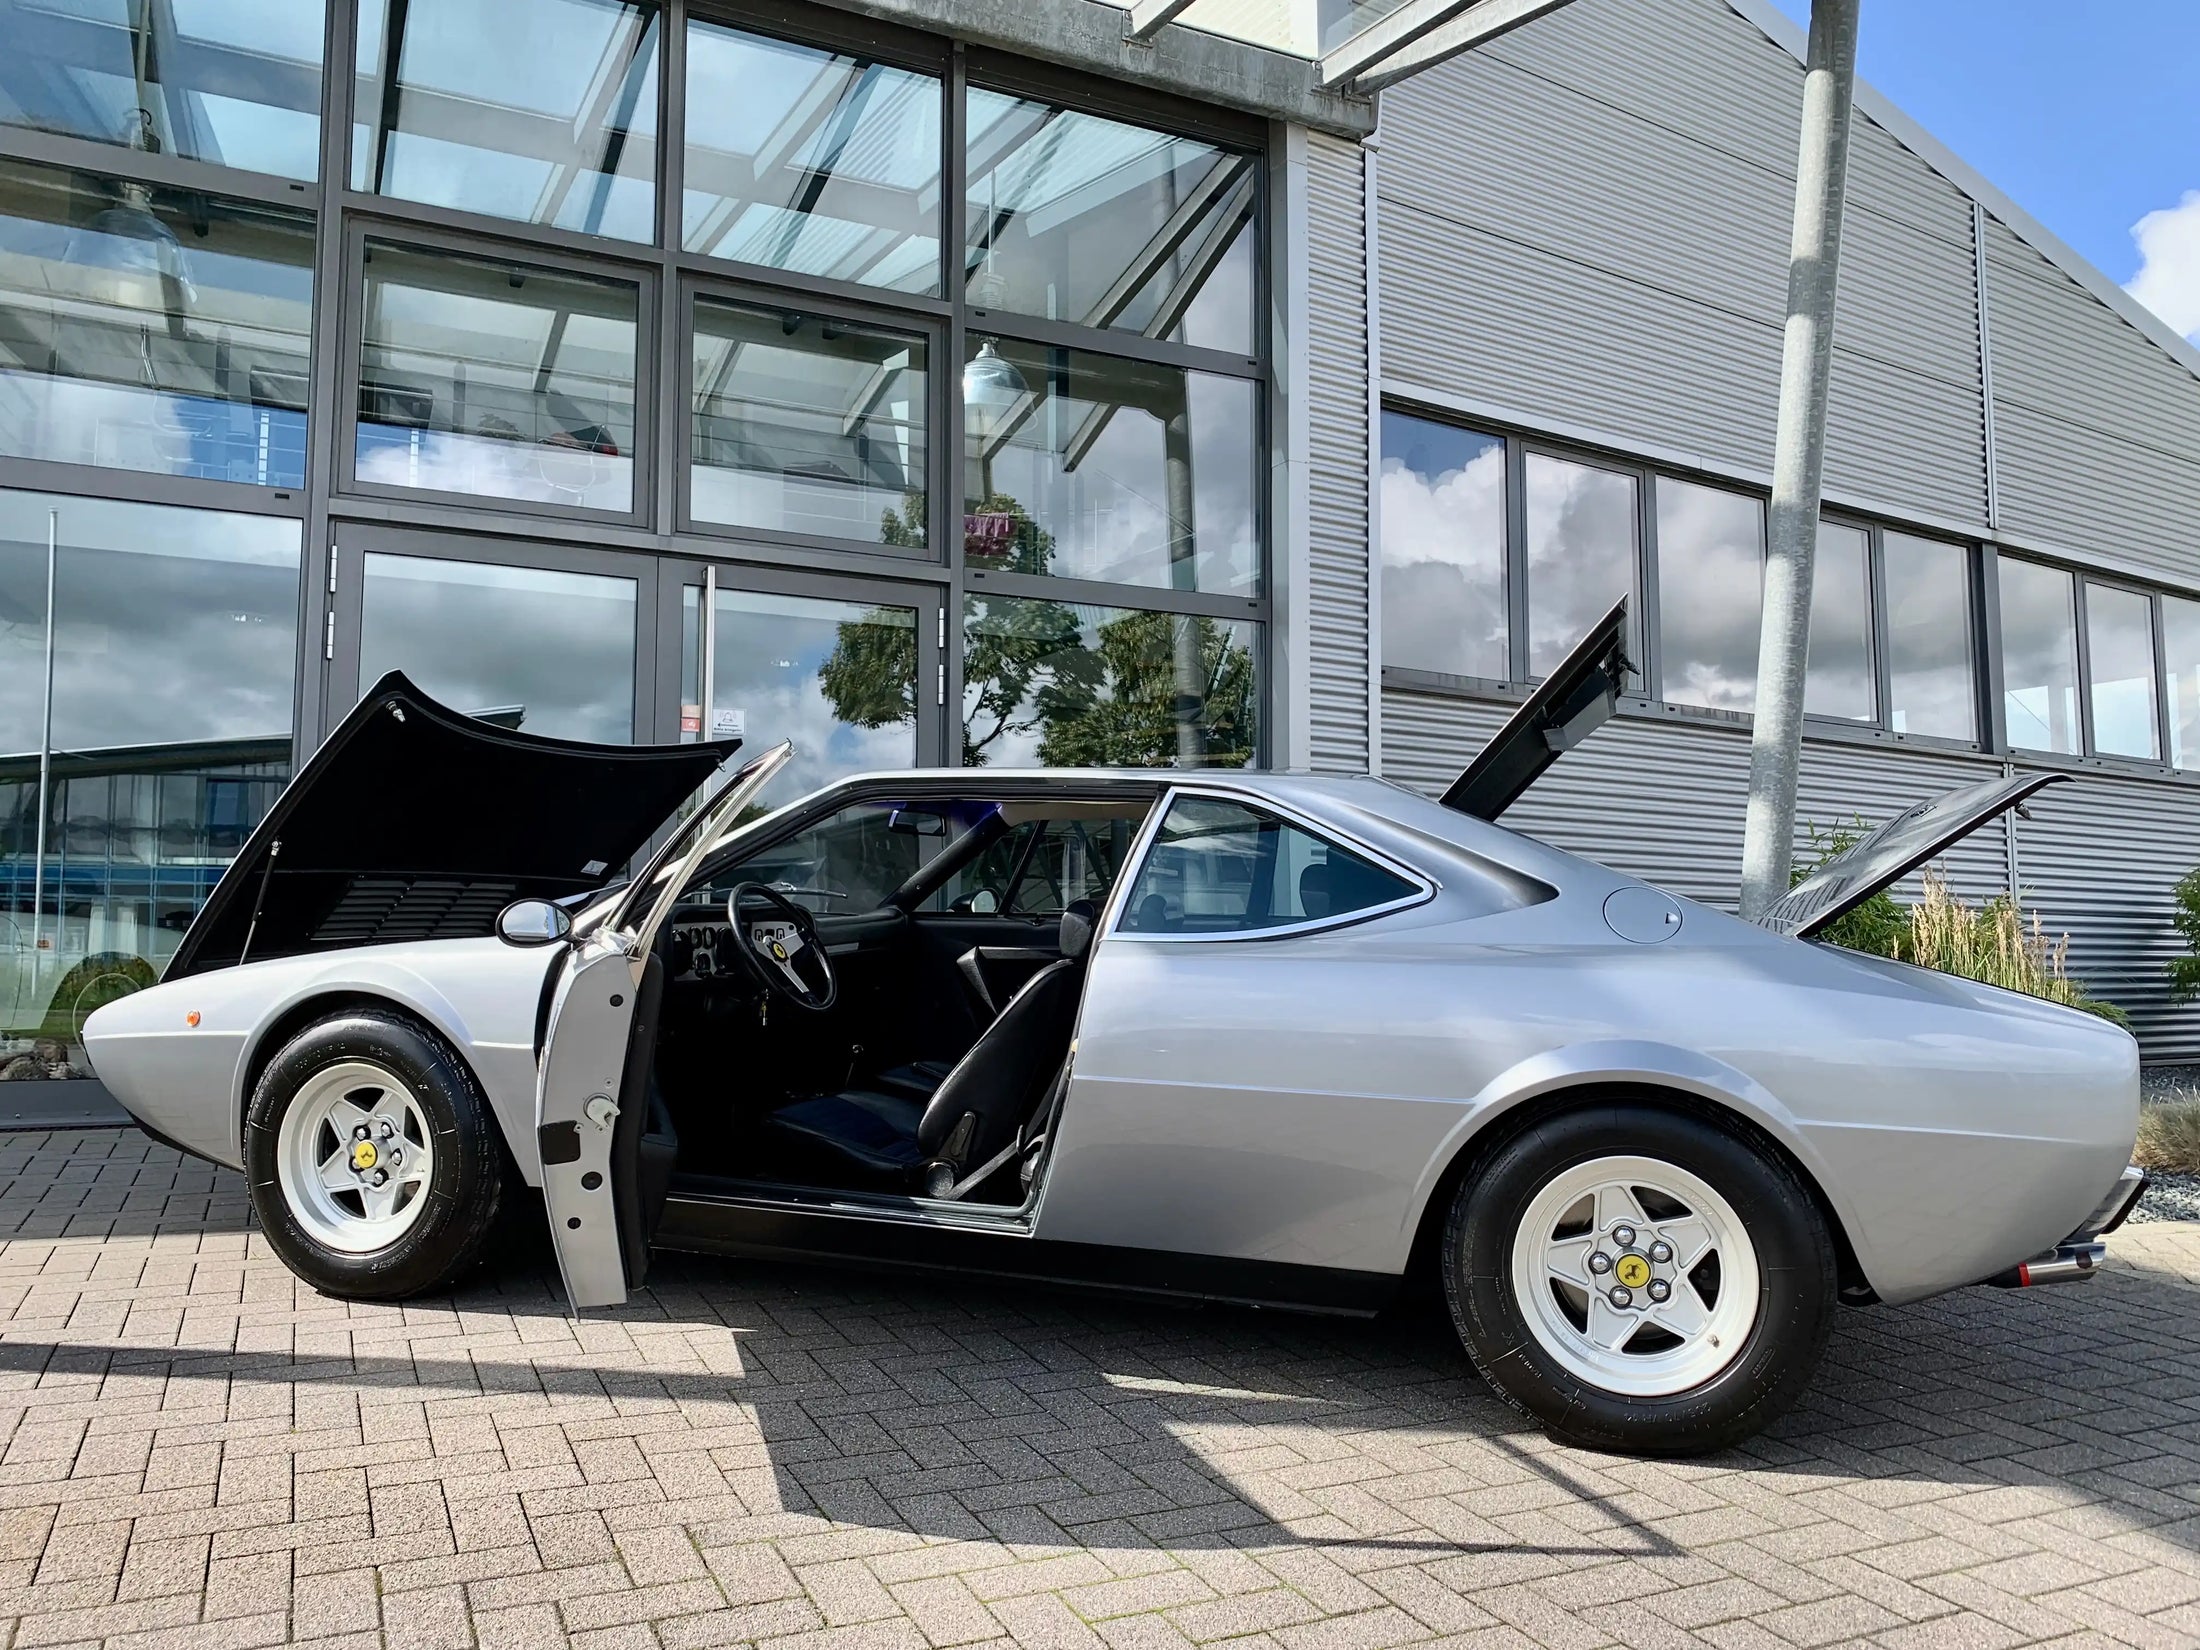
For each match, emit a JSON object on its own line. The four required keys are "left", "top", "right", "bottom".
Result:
{"left": 675, "top": 271, "right": 946, "bottom": 563}
{"left": 1376, "top": 403, "right": 1998, "bottom": 757}
{"left": 336, "top": 221, "right": 659, "bottom": 529}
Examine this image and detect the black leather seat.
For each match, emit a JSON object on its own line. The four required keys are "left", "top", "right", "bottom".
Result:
{"left": 764, "top": 901, "right": 1098, "bottom": 1192}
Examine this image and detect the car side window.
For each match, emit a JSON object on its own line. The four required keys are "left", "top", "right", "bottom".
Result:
{"left": 1118, "top": 796, "right": 1420, "bottom": 935}
{"left": 704, "top": 800, "right": 985, "bottom": 914}
{"left": 931, "top": 815, "right": 1140, "bottom": 915}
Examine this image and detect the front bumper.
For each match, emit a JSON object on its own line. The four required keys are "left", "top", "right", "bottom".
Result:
{"left": 1983, "top": 1165, "right": 2147, "bottom": 1289}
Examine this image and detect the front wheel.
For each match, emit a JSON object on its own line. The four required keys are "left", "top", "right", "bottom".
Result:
{"left": 245, "top": 1008, "right": 512, "bottom": 1300}
{"left": 1445, "top": 1102, "right": 1836, "bottom": 1455}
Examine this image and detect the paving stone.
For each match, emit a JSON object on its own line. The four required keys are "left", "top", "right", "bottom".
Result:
{"left": 3, "top": 1132, "right": 2200, "bottom": 1650}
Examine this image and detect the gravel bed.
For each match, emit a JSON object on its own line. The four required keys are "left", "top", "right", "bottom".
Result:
{"left": 2133, "top": 1066, "right": 2200, "bottom": 1221}
{"left": 2129, "top": 1169, "right": 2200, "bottom": 1224}
{"left": 2143, "top": 1064, "right": 2200, "bottom": 1106}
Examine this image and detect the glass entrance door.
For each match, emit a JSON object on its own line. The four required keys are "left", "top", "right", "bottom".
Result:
{"left": 671, "top": 568, "right": 944, "bottom": 797}
{"left": 330, "top": 525, "right": 657, "bottom": 744}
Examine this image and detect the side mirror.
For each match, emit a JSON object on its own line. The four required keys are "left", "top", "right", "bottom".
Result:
{"left": 968, "top": 888, "right": 1000, "bottom": 915}
{"left": 497, "top": 898, "right": 572, "bottom": 947}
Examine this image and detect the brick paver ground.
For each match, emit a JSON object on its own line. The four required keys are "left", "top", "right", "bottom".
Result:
{"left": 2, "top": 1129, "right": 2199, "bottom": 1650}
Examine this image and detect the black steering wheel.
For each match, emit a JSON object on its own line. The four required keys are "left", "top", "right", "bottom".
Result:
{"left": 725, "top": 882, "right": 839, "bottom": 1013}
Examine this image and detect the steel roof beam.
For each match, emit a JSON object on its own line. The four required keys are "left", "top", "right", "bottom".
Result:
{"left": 1123, "top": 0, "right": 1201, "bottom": 43}
{"left": 1321, "top": 0, "right": 1572, "bottom": 92}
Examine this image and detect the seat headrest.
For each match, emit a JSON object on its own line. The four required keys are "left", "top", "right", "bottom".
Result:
{"left": 1058, "top": 898, "right": 1099, "bottom": 961}
{"left": 1298, "top": 862, "right": 1332, "bottom": 918}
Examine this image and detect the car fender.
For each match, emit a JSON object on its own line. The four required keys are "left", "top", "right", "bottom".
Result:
{"left": 1398, "top": 1037, "right": 1877, "bottom": 1286}
{"left": 221, "top": 944, "right": 554, "bottom": 1178}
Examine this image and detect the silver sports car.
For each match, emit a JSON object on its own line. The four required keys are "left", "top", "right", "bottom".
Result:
{"left": 82, "top": 604, "right": 2144, "bottom": 1455}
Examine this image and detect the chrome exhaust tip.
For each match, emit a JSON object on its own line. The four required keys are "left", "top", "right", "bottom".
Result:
{"left": 1984, "top": 1240, "right": 2107, "bottom": 1289}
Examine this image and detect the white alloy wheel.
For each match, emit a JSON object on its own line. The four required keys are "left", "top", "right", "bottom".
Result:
{"left": 1508, "top": 1153, "right": 1761, "bottom": 1397}
{"left": 275, "top": 1060, "right": 438, "bottom": 1254}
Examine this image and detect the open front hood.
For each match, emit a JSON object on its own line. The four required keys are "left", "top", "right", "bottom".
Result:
{"left": 165, "top": 673, "right": 740, "bottom": 979}
{"left": 1443, "top": 597, "right": 1630, "bottom": 820}
{"left": 1759, "top": 772, "right": 2067, "bottom": 939}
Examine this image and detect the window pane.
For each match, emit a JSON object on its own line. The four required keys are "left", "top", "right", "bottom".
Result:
{"left": 682, "top": 22, "right": 942, "bottom": 296}
{"left": 929, "top": 808, "right": 1146, "bottom": 916}
{"left": 713, "top": 588, "right": 918, "bottom": 798}
{"left": 2166, "top": 596, "right": 2200, "bottom": 772}
{"left": 965, "top": 340, "right": 1256, "bottom": 596}
{"left": 2087, "top": 583, "right": 2159, "bottom": 760}
{"left": 1998, "top": 558, "right": 2080, "bottom": 754}
{"left": 1379, "top": 414, "right": 1505, "bottom": 679}
{"left": 354, "top": 242, "right": 639, "bottom": 512}
{"left": 359, "top": 555, "right": 635, "bottom": 744}
{"left": 1883, "top": 532, "right": 1974, "bottom": 741}
{"left": 4, "top": 0, "right": 322, "bottom": 180}
{"left": 962, "top": 596, "right": 1256, "bottom": 768}
{"left": 724, "top": 797, "right": 1006, "bottom": 916}
{"left": 1806, "top": 522, "right": 1874, "bottom": 721}
{"left": 0, "top": 157, "right": 312, "bottom": 487}
{"left": 354, "top": 0, "right": 659, "bottom": 242}
{"left": 689, "top": 300, "right": 927, "bottom": 545}
{"left": 1655, "top": 478, "right": 1763, "bottom": 713}
{"left": 1525, "top": 454, "right": 1635, "bottom": 677}
{"left": 965, "top": 90, "right": 1255, "bottom": 355}
{"left": 1, "top": 490, "right": 298, "bottom": 1079}
{"left": 1119, "top": 796, "right": 1414, "bottom": 935}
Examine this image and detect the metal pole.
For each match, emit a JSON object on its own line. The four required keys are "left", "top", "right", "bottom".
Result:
{"left": 1164, "top": 396, "right": 1206, "bottom": 768}
{"left": 1737, "top": 0, "right": 1861, "bottom": 921}
{"left": 29, "top": 508, "right": 57, "bottom": 990}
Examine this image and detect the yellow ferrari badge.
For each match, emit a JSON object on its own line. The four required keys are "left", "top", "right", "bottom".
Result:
{"left": 1615, "top": 1253, "right": 1651, "bottom": 1289}
{"left": 352, "top": 1140, "right": 379, "bottom": 1171}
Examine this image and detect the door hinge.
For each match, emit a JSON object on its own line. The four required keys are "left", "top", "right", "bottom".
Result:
{"left": 324, "top": 610, "right": 335, "bottom": 660}
{"left": 937, "top": 662, "right": 946, "bottom": 706}
{"left": 327, "top": 544, "right": 339, "bottom": 595}
{"left": 936, "top": 609, "right": 946, "bottom": 648}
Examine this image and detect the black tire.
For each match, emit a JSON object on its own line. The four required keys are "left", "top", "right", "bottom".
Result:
{"left": 1444, "top": 1100, "right": 1837, "bottom": 1456}
{"left": 244, "top": 1007, "right": 514, "bottom": 1300}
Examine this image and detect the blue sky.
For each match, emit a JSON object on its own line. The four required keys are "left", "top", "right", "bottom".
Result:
{"left": 1766, "top": 0, "right": 2200, "bottom": 340}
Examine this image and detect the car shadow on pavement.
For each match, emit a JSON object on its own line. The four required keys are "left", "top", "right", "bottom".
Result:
{"left": 4, "top": 1131, "right": 2198, "bottom": 1568}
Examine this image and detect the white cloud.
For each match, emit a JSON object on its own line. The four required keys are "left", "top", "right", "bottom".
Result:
{"left": 2126, "top": 190, "right": 2200, "bottom": 342}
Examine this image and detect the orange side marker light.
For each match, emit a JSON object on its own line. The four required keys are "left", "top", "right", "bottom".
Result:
{"left": 185, "top": 1012, "right": 201, "bottom": 1027}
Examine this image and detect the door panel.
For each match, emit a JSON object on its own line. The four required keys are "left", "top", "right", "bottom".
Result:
{"left": 540, "top": 745, "right": 790, "bottom": 1310}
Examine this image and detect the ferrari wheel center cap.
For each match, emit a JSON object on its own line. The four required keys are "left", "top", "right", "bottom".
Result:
{"left": 352, "top": 1140, "right": 379, "bottom": 1172}
{"left": 1614, "top": 1253, "right": 1652, "bottom": 1290}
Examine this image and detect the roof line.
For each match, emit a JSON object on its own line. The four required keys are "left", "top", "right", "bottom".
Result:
{"left": 1720, "top": 0, "right": 2200, "bottom": 385}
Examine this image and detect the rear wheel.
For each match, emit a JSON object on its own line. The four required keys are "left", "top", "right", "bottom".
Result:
{"left": 1444, "top": 1102, "right": 1836, "bottom": 1455}
{"left": 245, "top": 1008, "right": 511, "bottom": 1300}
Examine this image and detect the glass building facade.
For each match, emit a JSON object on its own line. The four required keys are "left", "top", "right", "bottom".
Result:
{"left": 0, "top": 0, "right": 1268, "bottom": 1078}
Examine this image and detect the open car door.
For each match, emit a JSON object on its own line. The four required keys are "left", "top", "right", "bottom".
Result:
{"left": 537, "top": 742, "right": 793, "bottom": 1310}
{"left": 1442, "top": 597, "right": 1629, "bottom": 820}
{"left": 1758, "top": 771, "right": 2067, "bottom": 939}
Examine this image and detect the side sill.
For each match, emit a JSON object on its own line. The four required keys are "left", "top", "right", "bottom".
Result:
{"left": 655, "top": 1193, "right": 1400, "bottom": 1318}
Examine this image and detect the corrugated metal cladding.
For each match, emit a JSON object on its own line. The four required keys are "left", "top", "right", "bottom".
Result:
{"left": 1304, "top": 131, "right": 1372, "bottom": 773}
{"left": 1354, "top": 0, "right": 2200, "bottom": 1057}
{"left": 1374, "top": 0, "right": 1987, "bottom": 528}
{"left": 2009, "top": 770, "right": 2200, "bottom": 1059}
{"left": 1383, "top": 690, "right": 2199, "bottom": 1054}
{"left": 1381, "top": 693, "right": 2007, "bottom": 909}
{"left": 1983, "top": 215, "right": 2200, "bottom": 581}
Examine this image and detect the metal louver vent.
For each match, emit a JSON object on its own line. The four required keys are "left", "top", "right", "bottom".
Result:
{"left": 311, "top": 879, "right": 521, "bottom": 947}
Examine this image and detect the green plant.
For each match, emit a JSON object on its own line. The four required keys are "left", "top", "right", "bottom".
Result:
{"left": 1796, "top": 819, "right": 2126, "bottom": 1027}
{"left": 2169, "top": 867, "right": 2200, "bottom": 1002}
{"left": 1791, "top": 820, "right": 1906, "bottom": 957}
{"left": 2136, "top": 1099, "right": 2200, "bottom": 1173}
{"left": 1901, "top": 870, "right": 2128, "bottom": 1027}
